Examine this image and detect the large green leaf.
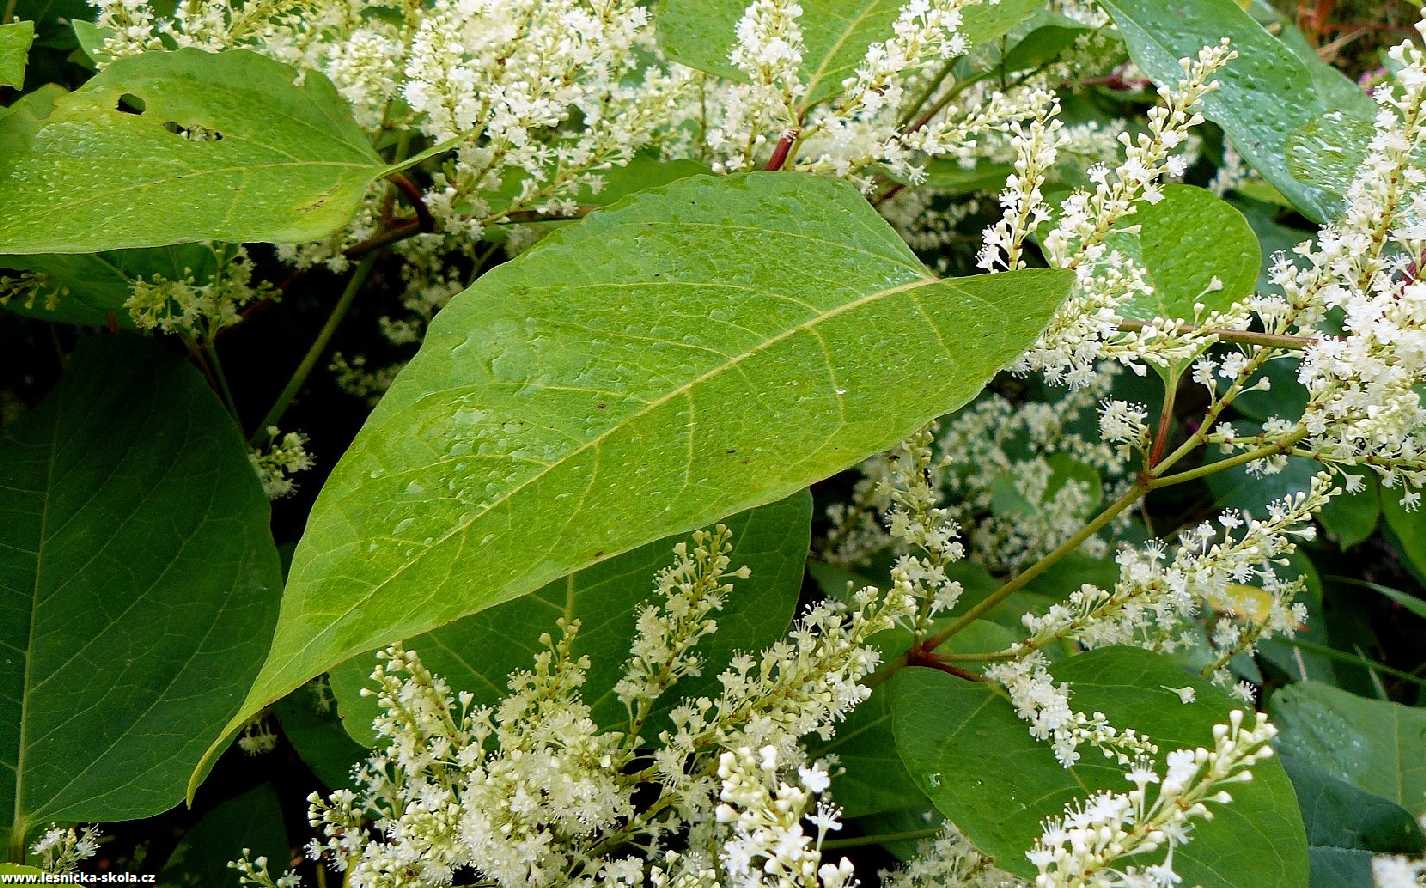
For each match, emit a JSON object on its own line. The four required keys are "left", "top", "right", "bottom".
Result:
{"left": 891, "top": 647, "right": 1309, "bottom": 885}
{"left": 0, "top": 20, "right": 34, "bottom": 88}
{"left": 1110, "top": 184, "right": 1261, "bottom": 322}
{"left": 1270, "top": 682, "right": 1426, "bottom": 817}
{"left": 0, "top": 48, "right": 388, "bottom": 254}
{"left": 157, "top": 785, "right": 288, "bottom": 888}
{"left": 328, "top": 491, "right": 811, "bottom": 745}
{"left": 1099, "top": 0, "right": 1370, "bottom": 223}
{"left": 656, "top": 0, "right": 1043, "bottom": 105}
{"left": 1282, "top": 754, "right": 1426, "bottom": 888}
{"left": 0, "top": 338, "right": 281, "bottom": 850}
{"left": 191, "top": 172, "right": 1072, "bottom": 795}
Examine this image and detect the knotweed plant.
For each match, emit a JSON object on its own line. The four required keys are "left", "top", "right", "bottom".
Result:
{"left": 2, "top": 0, "right": 1425, "bottom": 885}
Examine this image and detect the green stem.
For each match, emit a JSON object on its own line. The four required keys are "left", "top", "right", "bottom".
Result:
{"left": 821, "top": 826, "right": 944, "bottom": 850}
{"left": 251, "top": 252, "right": 379, "bottom": 445}
{"left": 205, "top": 339, "right": 240, "bottom": 420}
{"left": 1, "top": 0, "right": 17, "bottom": 26}
{"left": 897, "top": 58, "right": 959, "bottom": 129}
{"left": 7, "top": 826, "right": 25, "bottom": 865}
{"left": 915, "top": 481, "right": 1149, "bottom": 652}
{"left": 1147, "top": 433, "right": 1306, "bottom": 489}
{"left": 1115, "top": 318, "right": 1314, "bottom": 351}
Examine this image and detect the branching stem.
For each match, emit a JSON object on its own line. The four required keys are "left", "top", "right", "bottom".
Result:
{"left": 1115, "top": 318, "right": 1315, "bottom": 350}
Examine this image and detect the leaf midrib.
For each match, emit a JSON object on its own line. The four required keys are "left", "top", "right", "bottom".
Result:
{"left": 269, "top": 273, "right": 945, "bottom": 684}
{"left": 9, "top": 382, "right": 59, "bottom": 847}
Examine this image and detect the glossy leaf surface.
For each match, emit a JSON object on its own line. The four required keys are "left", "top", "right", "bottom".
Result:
{"left": 194, "top": 172, "right": 1072, "bottom": 793}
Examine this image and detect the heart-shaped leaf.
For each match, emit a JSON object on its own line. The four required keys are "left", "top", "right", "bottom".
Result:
{"left": 1, "top": 338, "right": 281, "bottom": 849}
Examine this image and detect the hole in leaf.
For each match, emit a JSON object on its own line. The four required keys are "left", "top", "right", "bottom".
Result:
{"left": 162, "top": 121, "right": 224, "bottom": 141}
{"left": 115, "top": 93, "right": 146, "bottom": 114}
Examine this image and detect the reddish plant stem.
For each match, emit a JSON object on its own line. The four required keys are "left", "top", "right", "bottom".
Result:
{"left": 765, "top": 129, "right": 798, "bottom": 171}
{"left": 1148, "top": 374, "right": 1179, "bottom": 469}
{"left": 345, "top": 218, "right": 423, "bottom": 260}
{"left": 389, "top": 173, "right": 435, "bottom": 233}
{"left": 905, "top": 641, "right": 983, "bottom": 682}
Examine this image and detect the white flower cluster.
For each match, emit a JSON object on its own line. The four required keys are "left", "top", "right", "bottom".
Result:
{"left": 981, "top": 40, "right": 1236, "bottom": 386}
{"left": 979, "top": 95, "right": 1064, "bottom": 273}
{"left": 879, "top": 426, "right": 967, "bottom": 630}
{"left": 29, "top": 824, "right": 102, "bottom": 875}
{"left": 231, "top": 849, "right": 303, "bottom": 888}
{"left": 709, "top": 0, "right": 806, "bottom": 173}
{"left": 1231, "top": 17, "right": 1426, "bottom": 505}
{"left": 248, "top": 427, "right": 314, "bottom": 500}
{"left": 713, "top": 745, "right": 854, "bottom": 888}
{"left": 879, "top": 822, "right": 1022, "bottom": 888}
{"left": 985, "top": 652, "right": 1158, "bottom": 768}
{"left": 1019, "top": 474, "right": 1333, "bottom": 687}
{"left": 657, "top": 585, "right": 912, "bottom": 789}
{"left": 942, "top": 380, "right": 1134, "bottom": 572}
{"left": 0, "top": 270, "right": 62, "bottom": 313}
{"left": 616, "top": 526, "right": 751, "bottom": 725}
{"left": 796, "top": 0, "right": 994, "bottom": 182}
{"left": 237, "top": 715, "right": 279, "bottom": 755}
{"left": 291, "top": 527, "right": 911, "bottom": 888}
{"left": 124, "top": 245, "right": 274, "bottom": 342}
{"left": 1027, "top": 710, "right": 1276, "bottom": 888}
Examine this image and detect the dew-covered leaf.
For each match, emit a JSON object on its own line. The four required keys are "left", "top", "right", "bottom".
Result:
{"left": 191, "top": 172, "right": 1072, "bottom": 796}
{"left": 892, "top": 647, "right": 1309, "bottom": 886}
{"left": 328, "top": 491, "right": 811, "bottom": 745}
{"left": 0, "top": 48, "right": 389, "bottom": 253}
{"left": 814, "top": 619, "right": 1015, "bottom": 819}
{"left": 1270, "top": 682, "right": 1426, "bottom": 817}
{"left": 1110, "top": 184, "right": 1261, "bottom": 322}
{"left": 0, "top": 338, "right": 281, "bottom": 848}
{"left": 1282, "top": 754, "right": 1425, "bottom": 888}
{"left": 1099, "top": 0, "right": 1371, "bottom": 223}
